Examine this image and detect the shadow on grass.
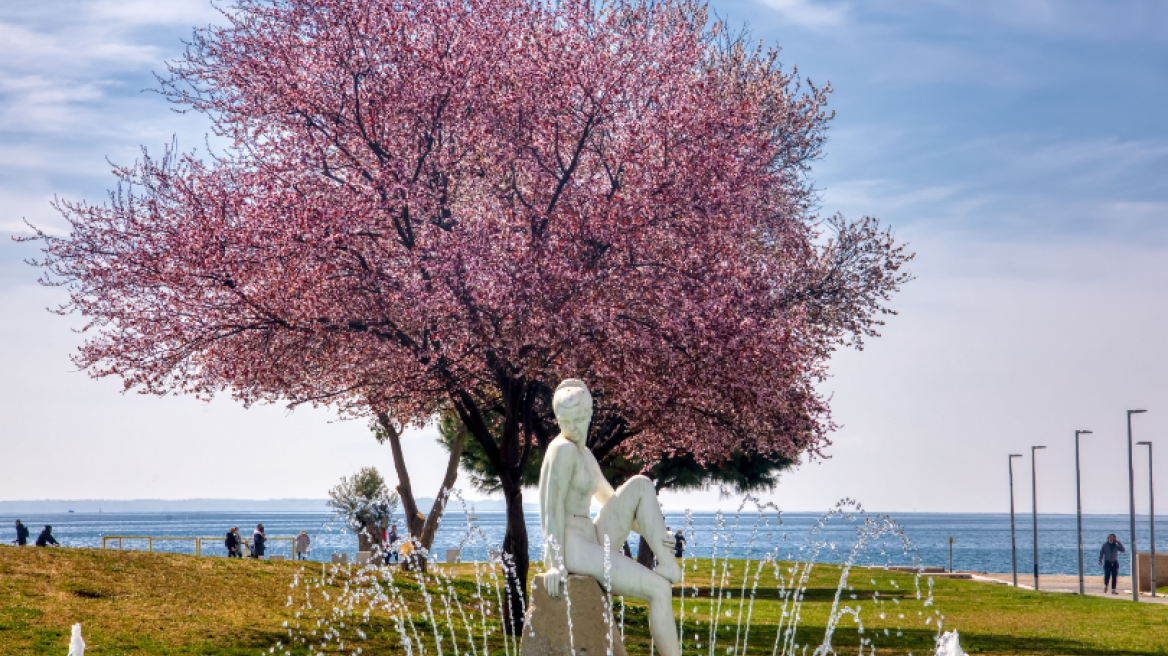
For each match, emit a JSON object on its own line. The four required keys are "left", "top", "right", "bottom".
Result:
{"left": 803, "top": 626, "right": 1168, "bottom": 656}
{"left": 673, "top": 586, "right": 913, "bottom": 602}
{"left": 950, "top": 631, "right": 1168, "bottom": 656}
{"left": 616, "top": 602, "right": 1168, "bottom": 656}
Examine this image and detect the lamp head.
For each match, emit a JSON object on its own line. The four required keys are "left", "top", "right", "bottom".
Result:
{"left": 1032, "top": 445, "right": 1047, "bottom": 451}
{"left": 1129, "top": 409, "right": 1148, "bottom": 415}
{"left": 1137, "top": 441, "right": 1152, "bottom": 446}
{"left": 1077, "top": 429, "right": 1093, "bottom": 435}
{"left": 1009, "top": 453, "right": 1023, "bottom": 458}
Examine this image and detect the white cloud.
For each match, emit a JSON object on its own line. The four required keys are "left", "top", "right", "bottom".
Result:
{"left": 0, "top": 19, "right": 161, "bottom": 72}
{"left": 0, "top": 190, "right": 66, "bottom": 237}
{"left": 0, "top": 75, "right": 113, "bottom": 133}
{"left": 1015, "top": 137, "right": 1168, "bottom": 182}
{"left": 88, "top": 0, "right": 221, "bottom": 26}
{"left": 757, "top": 0, "right": 848, "bottom": 29}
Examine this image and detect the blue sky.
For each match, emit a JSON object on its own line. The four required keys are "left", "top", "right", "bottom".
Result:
{"left": 2, "top": 0, "right": 1167, "bottom": 516}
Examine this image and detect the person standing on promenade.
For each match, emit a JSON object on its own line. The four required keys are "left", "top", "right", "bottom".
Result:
{"left": 295, "top": 531, "right": 310, "bottom": 560}
{"left": 385, "top": 525, "right": 399, "bottom": 563}
{"left": 35, "top": 525, "right": 59, "bottom": 547}
{"left": 226, "top": 527, "right": 241, "bottom": 557}
{"left": 674, "top": 529, "right": 686, "bottom": 558}
{"left": 1099, "top": 533, "right": 1126, "bottom": 594}
{"left": 252, "top": 524, "right": 266, "bottom": 559}
{"left": 13, "top": 520, "right": 29, "bottom": 546}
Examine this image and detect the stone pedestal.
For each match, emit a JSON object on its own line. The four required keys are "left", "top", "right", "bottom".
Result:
{"left": 519, "top": 575, "right": 627, "bottom": 656}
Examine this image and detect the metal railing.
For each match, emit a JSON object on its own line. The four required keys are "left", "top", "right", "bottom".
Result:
{"left": 101, "top": 535, "right": 297, "bottom": 558}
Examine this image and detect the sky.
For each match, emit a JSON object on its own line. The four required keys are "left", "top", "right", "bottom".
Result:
{"left": 2, "top": 0, "right": 1167, "bottom": 516}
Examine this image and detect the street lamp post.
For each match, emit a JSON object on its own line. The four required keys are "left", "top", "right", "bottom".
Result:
{"left": 1138, "top": 441, "right": 1156, "bottom": 597}
{"left": 1009, "top": 454, "right": 1023, "bottom": 587}
{"left": 1127, "top": 409, "right": 1147, "bottom": 602}
{"left": 1032, "top": 445, "right": 1047, "bottom": 590}
{"left": 1075, "top": 430, "right": 1093, "bottom": 595}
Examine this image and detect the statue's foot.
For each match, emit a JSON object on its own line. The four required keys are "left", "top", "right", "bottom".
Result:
{"left": 654, "top": 553, "right": 681, "bottom": 584}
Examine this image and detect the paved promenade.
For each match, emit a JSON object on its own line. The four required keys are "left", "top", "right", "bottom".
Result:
{"left": 974, "top": 573, "right": 1168, "bottom": 606}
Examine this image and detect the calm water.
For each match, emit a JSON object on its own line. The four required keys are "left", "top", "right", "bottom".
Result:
{"left": 2, "top": 507, "right": 1162, "bottom": 577}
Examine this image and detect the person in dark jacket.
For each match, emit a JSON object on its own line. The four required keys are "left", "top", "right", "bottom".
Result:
{"left": 385, "top": 525, "right": 399, "bottom": 563}
{"left": 1099, "top": 533, "right": 1126, "bottom": 594}
{"left": 225, "top": 527, "right": 241, "bottom": 558}
{"left": 252, "top": 524, "right": 266, "bottom": 559}
{"left": 35, "top": 525, "right": 59, "bottom": 547}
{"left": 13, "top": 520, "right": 30, "bottom": 546}
{"left": 673, "top": 529, "right": 686, "bottom": 558}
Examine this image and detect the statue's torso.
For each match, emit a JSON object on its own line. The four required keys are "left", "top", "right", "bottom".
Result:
{"left": 555, "top": 438, "right": 602, "bottom": 546}
{"left": 568, "top": 447, "right": 597, "bottom": 511}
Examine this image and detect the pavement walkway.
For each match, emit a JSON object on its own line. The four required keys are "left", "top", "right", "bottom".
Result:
{"left": 974, "top": 573, "right": 1168, "bottom": 606}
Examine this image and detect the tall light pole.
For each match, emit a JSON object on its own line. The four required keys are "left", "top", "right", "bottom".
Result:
{"left": 1032, "top": 445, "right": 1046, "bottom": 590}
{"left": 1009, "top": 454, "right": 1023, "bottom": 587}
{"left": 1128, "top": 410, "right": 1147, "bottom": 601}
{"left": 1138, "top": 441, "right": 1155, "bottom": 597}
{"left": 1075, "top": 430, "right": 1093, "bottom": 595}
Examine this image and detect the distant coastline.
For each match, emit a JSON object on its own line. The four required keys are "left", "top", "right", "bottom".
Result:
{"left": 0, "top": 497, "right": 532, "bottom": 513}
{"left": 0, "top": 498, "right": 333, "bottom": 513}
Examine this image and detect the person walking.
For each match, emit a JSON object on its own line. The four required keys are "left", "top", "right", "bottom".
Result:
{"left": 13, "top": 520, "right": 29, "bottom": 546}
{"left": 1099, "top": 533, "right": 1126, "bottom": 595}
{"left": 226, "top": 527, "right": 241, "bottom": 558}
{"left": 295, "top": 531, "right": 311, "bottom": 561}
{"left": 252, "top": 524, "right": 267, "bottom": 559}
{"left": 386, "top": 525, "right": 399, "bottom": 563}
{"left": 35, "top": 525, "right": 59, "bottom": 547}
{"left": 673, "top": 529, "right": 686, "bottom": 559}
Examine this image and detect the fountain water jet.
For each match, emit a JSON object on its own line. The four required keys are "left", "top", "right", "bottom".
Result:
{"left": 280, "top": 493, "right": 970, "bottom": 656}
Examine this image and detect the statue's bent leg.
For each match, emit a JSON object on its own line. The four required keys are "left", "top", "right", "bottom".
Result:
{"left": 565, "top": 540, "right": 680, "bottom": 656}
{"left": 594, "top": 475, "right": 680, "bottom": 583}
{"left": 608, "top": 557, "right": 680, "bottom": 656}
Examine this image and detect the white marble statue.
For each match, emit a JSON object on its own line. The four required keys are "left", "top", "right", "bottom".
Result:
{"left": 537, "top": 379, "right": 681, "bottom": 656}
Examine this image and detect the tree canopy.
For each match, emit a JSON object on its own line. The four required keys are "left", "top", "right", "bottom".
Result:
{"left": 327, "top": 467, "right": 399, "bottom": 547}
{"left": 437, "top": 404, "right": 795, "bottom": 495}
{"left": 29, "top": 0, "right": 911, "bottom": 630}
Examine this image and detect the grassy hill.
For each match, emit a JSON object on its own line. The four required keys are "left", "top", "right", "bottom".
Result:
{"left": 1, "top": 545, "right": 1166, "bottom": 655}
{"left": 0, "top": 545, "right": 306, "bottom": 655}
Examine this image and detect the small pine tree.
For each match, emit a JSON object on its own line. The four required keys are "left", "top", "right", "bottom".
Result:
{"left": 327, "top": 467, "right": 400, "bottom": 553}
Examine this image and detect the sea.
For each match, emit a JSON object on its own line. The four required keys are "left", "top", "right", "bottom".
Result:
{"left": 3, "top": 507, "right": 1163, "bottom": 578}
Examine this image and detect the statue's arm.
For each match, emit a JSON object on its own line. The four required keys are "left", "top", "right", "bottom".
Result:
{"left": 540, "top": 440, "right": 577, "bottom": 571}
{"left": 590, "top": 452, "right": 616, "bottom": 507}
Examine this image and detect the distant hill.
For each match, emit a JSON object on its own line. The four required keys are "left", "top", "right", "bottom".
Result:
{"left": 0, "top": 499, "right": 333, "bottom": 513}
{"left": 0, "top": 497, "right": 529, "bottom": 513}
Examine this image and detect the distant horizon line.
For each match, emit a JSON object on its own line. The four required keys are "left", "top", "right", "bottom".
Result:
{"left": 0, "top": 498, "right": 1162, "bottom": 517}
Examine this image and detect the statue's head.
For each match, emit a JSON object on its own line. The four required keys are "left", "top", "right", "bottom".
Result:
{"left": 553, "top": 378, "right": 593, "bottom": 443}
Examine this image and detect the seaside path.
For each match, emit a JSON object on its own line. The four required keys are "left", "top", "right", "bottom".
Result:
{"left": 974, "top": 573, "right": 1168, "bottom": 606}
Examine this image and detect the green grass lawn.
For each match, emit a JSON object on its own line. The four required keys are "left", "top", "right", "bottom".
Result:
{"left": 1, "top": 546, "right": 1166, "bottom": 656}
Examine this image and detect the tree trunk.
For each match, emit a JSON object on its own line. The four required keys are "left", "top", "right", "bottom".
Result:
{"left": 636, "top": 534, "right": 656, "bottom": 568}
{"left": 359, "top": 518, "right": 386, "bottom": 553}
{"left": 449, "top": 380, "right": 531, "bottom": 634}
{"left": 378, "top": 412, "right": 425, "bottom": 538}
{"left": 419, "top": 420, "right": 468, "bottom": 550}
{"left": 500, "top": 477, "right": 529, "bottom": 636}
{"left": 638, "top": 482, "right": 665, "bottom": 568}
